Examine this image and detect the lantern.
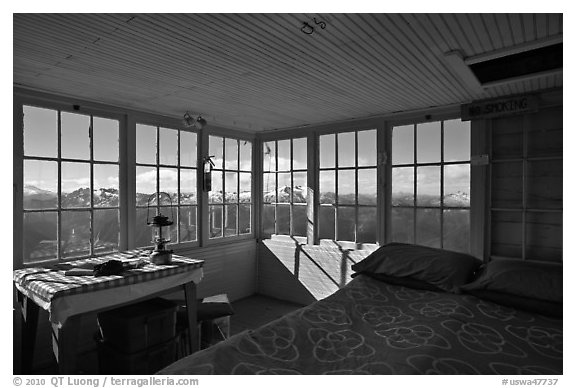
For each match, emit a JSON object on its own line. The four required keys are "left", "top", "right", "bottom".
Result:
{"left": 146, "top": 192, "right": 174, "bottom": 264}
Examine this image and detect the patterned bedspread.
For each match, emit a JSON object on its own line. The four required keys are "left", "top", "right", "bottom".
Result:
{"left": 158, "top": 275, "right": 563, "bottom": 375}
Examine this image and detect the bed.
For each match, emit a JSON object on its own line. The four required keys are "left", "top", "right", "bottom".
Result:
{"left": 158, "top": 243, "right": 563, "bottom": 375}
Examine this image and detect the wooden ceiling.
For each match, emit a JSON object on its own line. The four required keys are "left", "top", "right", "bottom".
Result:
{"left": 13, "top": 13, "right": 563, "bottom": 132}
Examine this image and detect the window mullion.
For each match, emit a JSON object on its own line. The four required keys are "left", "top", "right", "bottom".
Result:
{"left": 57, "top": 110, "right": 62, "bottom": 260}
{"left": 89, "top": 115, "right": 94, "bottom": 257}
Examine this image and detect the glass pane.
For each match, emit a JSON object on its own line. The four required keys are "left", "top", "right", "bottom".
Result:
{"left": 358, "top": 129, "right": 377, "bottom": 167}
{"left": 492, "top": 162, "right": 522, "bottom": 209}
{"left": 263, "top": 172, "right": 276, "bottom": 203}
{"left": 320, "top": 170, "right": 335, "bottom": 204}
{"left": 338, "top": 132, "right": 355, "bottom": 168}
{"left": 358, "top": 207, "right": 377, "bottom": 243}
{"left": 94, "top": 164, "right": 119, "bottom": 207}
{"left": 93, "top": 117, "right": 119, "bottom": 162}
{"left": 239, "top": 172, "right": 251, "bottom": 203}
{"left": 444, "top": 164, "right": 470, "bottom": 207}
{"left": 159, "top": 167, "right": 178, "bottom": 203}
{"left": 444, "top": 119, "right": 470, "bottom": 162}
{"left": 61, "top": 112, "right": 90, "bottom": 160}
{"left": 416, "top": 208, "right": 441, "bottom": 248}
{"left": 209, "top": 136, "right": 223, "bottom": 169}
{"left": 23, "top": 211, "right": 57, "bottom": 263}
{"left": 23, "top": 106, "right": 57, "bottom": 158}
{"left": 276, "top": 205, "right": 290, "bottom": 235}
{"left": 180, "top": 131, "right": 197, "bottom": 167}
{"left": 209, "top": 170, "right": 223, "bottom": 204}
{"left": 293, "top": 172, "right": 307, "bottom": 203}
{"left": 277, "top": 172, "right": 291, "bottom": 203}
{"left": 135, "top": 207, "right": 152, "bottom": 248}
{"left": 443, "top": 209, "right": 470, "bottom": 253}
{"left": 209, "top": 205, "right": 223, "bottom": 238}
{"left": 180, "top": 168, "right": 196, "bottom": 205}
{"left": 338, "top": 170, "right": 355, "bottom": 205}
{"left": 527, "top": 160, "right": 562, "bottom": 210}
{"left": 239, "top": 140, "right": 252, "bottom": 171}
{"left": 224, "top": 204, "right": 238, "bottom": 237}
{"left": 225, "top": 172, "right": 238, "bottom": 203}
{"left": 358, "top": 168, "right": 377, "bottom": 205}
{"left": 391, "top": 207, "right": 414, "bottom": 244}
{"left": 136, "top": 124, "right": 157, "bottom": 165}
{"left": 417, "top": 166, "right": 440, "bottom": 207}
{"left": 93, "top": 209, "right": 119, "bottom": 255}
{"left": 392, "top": 125, "right": 414, "bottom": 165}
{"left": 492, "top": 116, "right": 524, "bottom": 160}
{"left": 61, "top": 162, "right": 91, "bottom": 208}
{"left": 417, "top": 121, "right": 441, "bottom": 163}
{"left": 337, "top": 207, "right": 355, "bottom": 242}
{"left": 293, "top": 205, "right": 307, "bottom": 237}
{"left": 392, "top": 167, "right": 414, "bottom": 206}
{"left": 23, "top": 160, "right": 58, "bottom": 210}
{"left": 320, "top": 134, "right": 335, "bottom": 168}
{"left": 319, "top": 206, "right": 335, "bottom": 240}
{"left": 225, "top": 138, "right": 238, "bottom": 170}
{"left": 292, "top": 138, "right": 307, "bottom": 170}
{"left": 526, "top": 212, "right": 562, "bottom": 262}
{"left": 136, "top": 166, "right": 156, "bottom": 206}
{"left": 239, "top": 204, "right": 251, "bottom": 234}
{"left": 159, "top": 127, "right": 178, "bottom": 166}
{"left": 61, "top": 211, "right": 91, "bottom": 258}
{"left": 277, "top": 140, "right": 291, "bottom": 171}
{"left": 527, "top": 107, "right": 562, "bottom": 158}
{"left": 263, "top": 141, "right": 276, "bottom": 172}
{"left": 491, "top": 211, "right": 522, "bottom": 258}
{"left": 179, "top": 206, "right": 197, "bottom": 242}
{"left": 262, "top": 205, "right": 275, "bottom": 238}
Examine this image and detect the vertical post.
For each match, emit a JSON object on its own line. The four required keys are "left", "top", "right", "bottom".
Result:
{"left": 307, "top": 133, "right": 318, "bottom": 245}
{"left": 183, "top": 282, "right": 198, "bottom": 353}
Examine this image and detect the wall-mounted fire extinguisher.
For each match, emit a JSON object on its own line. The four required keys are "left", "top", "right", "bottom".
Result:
{"left": 203, "top": 156, "right": 215, "bottom": 192}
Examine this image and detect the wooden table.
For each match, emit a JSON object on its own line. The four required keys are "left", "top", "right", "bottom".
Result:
{"left": 13, "top": 250, "right": 204, "bottom": 374}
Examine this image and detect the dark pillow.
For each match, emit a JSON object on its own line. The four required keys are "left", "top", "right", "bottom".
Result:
{"left": 351, "top": 243, "right": 482, "bottom": 293}
{"left": 460, "top": 258, "right": 563, "bottom": 304}
{"left": 464, "top": 289, "right": 562, "bottom": 318}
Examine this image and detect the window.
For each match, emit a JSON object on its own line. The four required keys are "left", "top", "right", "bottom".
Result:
{"left": 22, "top": 106, "right": 120, "bottom": 263}
{"left": 318, "top": 130, "right": 377, "bottom": 243}
{"left": 208, "top": 135, "right": 252, "bottom": 239}
{"left": 135, "top": 124, "right": 198, "bottom": 247}
{"left": 262, "top": 138, "right": 307, "bottom": 238}
{"left": 391, "top": 119, "right": 471, "bottom": 253}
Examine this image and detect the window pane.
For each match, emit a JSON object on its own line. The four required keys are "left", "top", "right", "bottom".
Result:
{"left": 358, "top": 130, "right": 377, "bottom": 167}
{"left": 277, "top": 140, "right": 290, "bottom": 171}
{"left": 93, "top": 117, "right": 119, "bottom": 162}
{"left": 492, "top": 116, "right": 524, "bottom": 160}
{"left": 263, "top": 141, "right": 276, "bottom": 172}
{"left": 491, "top": 211, "right": 522, "bottom": 258}
{"left": 135, "top": 207, "right": 152, "bottom": 248}
{"left": 417, "top": 166, "right": 440, "bottom": 207}
{"left": 136, "top": 124, "right": 157, "bottom": 165}
{"left": 93, "top": 209, "right": 119, "bottom": 255}
{"left": 61, "top": 112, "right": 90, "bottom": 160}
{"left": 320, "top": 170, "right": 335, "bottom": 204}
{"left": 61, "top": 211, "right": 91, "bottom": 258}
{"left": 239, "top": 172, "right": 251, "bottom": 203}
{"left": 209, "top": 205, "right": 223, "bottom": 238}
{"left": 179, "top": 206, "right": 197, "bottom": 242}
{"left": 209, "top": 170, "right": 223, "bottom": 204}
{"left": 159, "top": 127, "right": 178, "bottom": 166}
{"left": 263, "top": 172, "right": 276, "bottom": 203}
{"left": 319, "top": 206, "right": 335, "bottom": 240}
{"left": 23, "top": 106, "right": 57, "bottom": 158}
{"left": 292, "top": 138, "right": 307, "bottom": 170}
{"left": 136, "top": 166, "right": 157, "bottom": 206}
{"left": 358, "top": 168, "right": 377, "bottom": 205}
{"left": 338, "top": 170, "right": 355, "bottom": 205}
{"left": 525, "top": 212, "right": 562, "bottom": 262}
{"left": 224, "top": 204, "right": 238, "bottom": 236}
{"left": 239, "top": 204, "right": 251, "bottom": 235}
{"left": 225, "top": 138, "right": 238, "bottom": 170}
{"left": 443, "top": 209, "right": 470, "bottom": 253}
{"left": 293, "top": 172, "right": 307, "bottom": 203}
{"left": 276, "top": 205, "right": 290, "bottom": 235}
{"left": 240, "top": 140, "right": 252, "bottom": 170}
{"left": 527, "top": 160, "right": 562, "bottom": 210}
{"left": 391, "top": 207, "right": 414, "bottom": 244}
{"left": 392, "top": 125, "right": 414, "bottom": 165}
{"left": 225, "top": 172, "right": 238, "bottom": 203}
{"left": 320, "top": 134, "right": 335, "bottom": 168}
{"left": 180, "top": 131, "right": 197, "bottom": 167}
{"left": 23, "top": 211, "right": 57, "bottom": 263}
{"left": 180, "top": 168, "right": 197, "bottom": 205}
{"left": 417, "top": 121, "right": 441, "bottom": 163}
{"left": 492, "top": 162, "right": 523, "bottom": 208}
{"left": 159, "top": 167, "right": 178, "bottom": 202}
{"left": 416, "top": 208, "right": 441, "bottom": 248}
{"left": 444, "top": 164, "right": 470, "bottom": 207}
{"left": 61, "top": 162, "right": 91, "bottom": 208}
{"left": 358, "top": 207, "right": 377, "bottom": 243}
{"left": 24, "top": 160, "right": 58, "bottom": 210}
{"left": 338, "top": 132, "right": 355, "bottom": 167}
{"left": 262, "top": 205, "right": 275, "bottom": 238}
{"left": 391, "top": 167, "right": 413, "bottom": 206}
{"left": 444, "top": 119, "right": 470, "bottom": 162}
{"left": 527, "top": 107, "right": 562, "bottom": 158}
{"left": 94, "top": 164, "right": 119, "bottom": 207}
{"left": 293, "top": 205, "right": 307, "bottom": 237}
{"left": 337, "top": 207, "right": 355, "bottom": 242}
{"left": 209, "top": 136, "right": 223, "bottom": 169}
{"left": 277, "top": 172, "right": 291, "bottom": 203}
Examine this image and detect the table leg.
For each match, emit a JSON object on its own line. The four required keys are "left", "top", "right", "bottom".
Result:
{"left": 183, "top": 282, "right": 198, "bottom": 353}
{"left": 18, "top": 293, "right": 39, "bottom": 374}
{"left": 51, "top": 315, "right": 81, "bottom": 374}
